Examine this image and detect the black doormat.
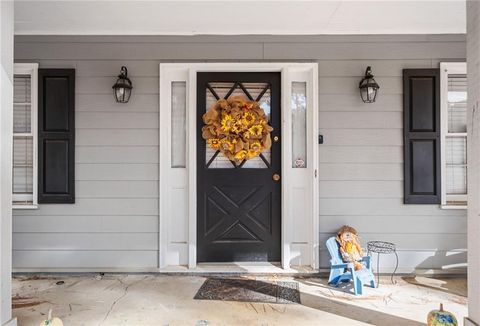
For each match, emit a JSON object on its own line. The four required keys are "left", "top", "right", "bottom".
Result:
{"left": 194, "top": 278, "right": 300, "bottom": 304}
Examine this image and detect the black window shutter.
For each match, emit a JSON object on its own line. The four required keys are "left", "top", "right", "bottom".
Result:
{"left": 38, "top": 69, "right": 75, "bottom": 203}
{"left": 403, "top": 69, "right": 440, "bottom": 204}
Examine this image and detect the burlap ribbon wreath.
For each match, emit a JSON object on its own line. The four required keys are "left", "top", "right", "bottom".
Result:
{"left": 202, "top": 96, "right": 273, "bottom": 162}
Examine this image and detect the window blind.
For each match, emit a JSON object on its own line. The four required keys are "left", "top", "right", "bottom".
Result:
{"left": 445, "top": 137, "right": 467, "bottom": 194}
{"left": 446, "top": 74, "right": 467, "bottom": 200}
{"left": 13, "top": 136, "right": 33, "bottom": 194}
{"left": 13, "top": 74, "right": 34, "bottom": 204}
{"left": 447, "top": 75, "right": 467, "bottom": 133}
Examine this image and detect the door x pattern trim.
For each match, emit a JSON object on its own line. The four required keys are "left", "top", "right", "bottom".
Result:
{"left": 205, "top": 185, "right": 273, "bottom": 243}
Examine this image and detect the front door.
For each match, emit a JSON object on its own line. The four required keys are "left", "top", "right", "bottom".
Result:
{"left": 197, "top": 72, "right": 281, "bottom": 262}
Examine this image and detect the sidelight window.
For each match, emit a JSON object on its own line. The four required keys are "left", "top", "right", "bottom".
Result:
{"left": 291, "top": 82, "right": 307, "bottom": 168}
{"left": 171, "top": 81, "right": 187, "bottom": 168}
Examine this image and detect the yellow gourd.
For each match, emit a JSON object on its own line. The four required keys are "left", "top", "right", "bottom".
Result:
{"left": 39, "top": 309, "right": 63, "bottom": 326}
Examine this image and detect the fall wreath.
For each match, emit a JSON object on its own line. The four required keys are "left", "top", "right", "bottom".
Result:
{"left": 202, "top": 96, "right": 273, "bottom": 162}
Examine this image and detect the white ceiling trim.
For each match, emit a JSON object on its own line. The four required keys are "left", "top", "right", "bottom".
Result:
{"left": 14, "top": 1, "right": 466, "bottom": 35}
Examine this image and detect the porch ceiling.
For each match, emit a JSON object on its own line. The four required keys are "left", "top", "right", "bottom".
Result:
{"left": 14, "top": 1, "right": 466, "bottom": 36}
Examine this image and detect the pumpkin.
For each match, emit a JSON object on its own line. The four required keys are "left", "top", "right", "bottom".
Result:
{"left": 39, "top": 309, "right": 63, "bottom": 326}
{"left": 427, "top": 304, "right": 457, "bottom": 326}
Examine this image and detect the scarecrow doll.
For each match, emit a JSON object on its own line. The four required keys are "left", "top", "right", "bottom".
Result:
{"left": 336, "top": 225, "right": 365, "bottom": 271}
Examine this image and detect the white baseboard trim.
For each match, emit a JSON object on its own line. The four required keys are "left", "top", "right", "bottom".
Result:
{"left": 13, "top": 267, "right": 160, "bottom": 273}
{"left": 2, "top": 318, "right": 17, "bottom": 326}
{"left": 465, "top": 317, "right": 479, "bottom": 326}
{"left": 13, "top": 267, "right": 467, "bottom": 275}
{"left": 318, "top": 268, "right": 466, "bottom": 275}
{"left": 160, "top": 263, "right": 316, "bottom": 274}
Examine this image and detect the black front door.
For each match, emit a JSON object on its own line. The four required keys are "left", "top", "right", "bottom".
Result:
{"left": 197, "top": 72, "right": 281, "bottom": 262}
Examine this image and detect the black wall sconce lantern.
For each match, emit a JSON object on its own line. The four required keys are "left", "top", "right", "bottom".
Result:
{"left": 112, "top": 66, "right": 133, "bottom": 103}
{"left": 359, "top": 66, "right": 380, "bottom": 103}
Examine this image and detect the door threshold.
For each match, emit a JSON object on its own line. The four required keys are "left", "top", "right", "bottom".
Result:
{"left": 159, "top": 263, "right": 318, "bottom": 275}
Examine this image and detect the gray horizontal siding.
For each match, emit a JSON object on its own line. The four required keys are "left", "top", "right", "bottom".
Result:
{"left": 14, "top": 215, "right": 158, "bottom": 233}
{"left": 320, "top": 129, "right": 403, "bottom": 146}
{"left": 76, "top": 146, "right": 158, "bottom": 164}
{"left": 13, "top": 233, "right": 158, "bottom": 250}
{"left": 76, "top": 181, "right": 158, "bottom": 198}
{"left": 320, "top": 94, "right": 403, "bottom": 111}
{"left": 15, "top": 199, "right": 158, "bottom": 216}
{"left": 13, "top": 34, "right": 467, "bottom": 272}
{"left": 320, "top": 215, "right": 467, "bottom": 234}
{"left": 76, "top": 129, "right": 158, "bottom": 146}
{"left": 320, "top": 146, "right": 402, "bottom": 163}
{"left": 77, "top": 112, "right": 158, "bottom": 129}
{"left": 13, "top": 251, "right": 157, "bottom": 269}
{"left": 319, "top": 163, "right": 402, "bottom": 181}
{"left": 76, "top": 164, "right": 158, "bottom": 180}
{"left": 319, "top": 198, "right": 465, "bottom": 216}
{"left": 76, "top": 94, "right": 158, "bottom": 112}
{"left": 318, "top": 250, "right": 466, "bottom": 272}
{"left": 264, "top": 42, "right": 465, "bottom": 60}
{"left": 319, "top": 233, "right": 466, "bottom": 251}
{"left": 14, "top": 39, "right": 465, "bottom": 60}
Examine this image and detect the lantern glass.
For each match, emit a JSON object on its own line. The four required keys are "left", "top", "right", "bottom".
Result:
{"left": 112, "top": 66, "right": 133, "bottom": 103}
{"left": 114, "top": 86, "right": 131, "bottom": 103}
{"left": 359, "top": 67, "right": 379, "bottom": 103}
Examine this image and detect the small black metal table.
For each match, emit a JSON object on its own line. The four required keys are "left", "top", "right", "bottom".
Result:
{"left": 366, "top": 241, "right": 398, "bottom": 287}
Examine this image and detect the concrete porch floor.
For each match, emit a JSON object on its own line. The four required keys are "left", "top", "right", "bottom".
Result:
{"left": 12, "top": 274, "right": 467, "bottom": 326}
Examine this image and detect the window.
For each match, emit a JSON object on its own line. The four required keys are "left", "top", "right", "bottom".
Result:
{"left": 291, "top": 81, "right": 307, "bottom": 168}
{"left": 13, "top": 63, "right": 38, "bottom": 209}
{"left": 440, "top": 62, "right": 467, "bottom": 209}
{"left": 171, "top": 81, "right": 187, "bottom": 168}
{"left": 204, "top": 82, "right": 272, "bottom": 169}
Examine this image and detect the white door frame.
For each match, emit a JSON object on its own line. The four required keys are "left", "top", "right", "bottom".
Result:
{"left": 159, "top": 63, "right": 319, "bottom": 270}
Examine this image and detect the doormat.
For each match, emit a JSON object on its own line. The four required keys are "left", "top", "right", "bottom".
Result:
{"left": 194, "top": 278, "right": 300, "bottom": 304}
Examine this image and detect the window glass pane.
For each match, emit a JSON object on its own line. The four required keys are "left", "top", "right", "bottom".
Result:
{"left": 446, "top": 136, "right": 467, "bottom": 195}
{"left": 242, "top": 82, "right": 271, "bottom": 120}
{"left": 446, "top": 166, "right": 467, "bottom": 194}
{"left": 206, "top": 82, "right": 234, "bottom": 109}
{"left": 447, "top": 74, "right": 467, "bottom": 133}
{"left": 13, "top": 136, "right": 33, "bottom": 194}
{"left": 241, "top": 151, "right": 271, "bottom": 168}
{"left": 292, "top": 82, "right": 307, "bottom": 168}
{"left": 13, "top": 104, "right": 31, "bottom": 133}
{"left": 445, "top": 137, "right": 466, "bottom": 165}
{"left": 205, "top": 147, "right": 234, "bottom": 169}
{"left": 171, "top": 81, "right": 187, "bottom": 168}
{"left": 13, "top": 75, "right": 32, "bottom": 133}
{"left": 14, "top": 75, "right": 31, "bottom": 103}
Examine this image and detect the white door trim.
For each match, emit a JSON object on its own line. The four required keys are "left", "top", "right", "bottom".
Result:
{"left": 159, "top": 63, "right": 319, "bottom": 270}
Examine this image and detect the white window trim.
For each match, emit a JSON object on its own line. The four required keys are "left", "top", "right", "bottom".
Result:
{"left": 13, "top": 63, "right": 38, "bottom": 210}
{"left": 440, "top": 62, "right": 467, "bottom": 210}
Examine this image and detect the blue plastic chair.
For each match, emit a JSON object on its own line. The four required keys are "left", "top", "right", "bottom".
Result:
{"left": 326, "top": 236, "right": 376, "bottom": 295}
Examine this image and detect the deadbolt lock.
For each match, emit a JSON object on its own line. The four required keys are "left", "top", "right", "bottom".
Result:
{"left": 272, "top": 174, "right": 281, "bottom": 181}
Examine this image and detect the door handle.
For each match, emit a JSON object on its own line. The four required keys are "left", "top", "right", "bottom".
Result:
{"left": 272, "top": 174, "right": 280, "bottom": 181}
